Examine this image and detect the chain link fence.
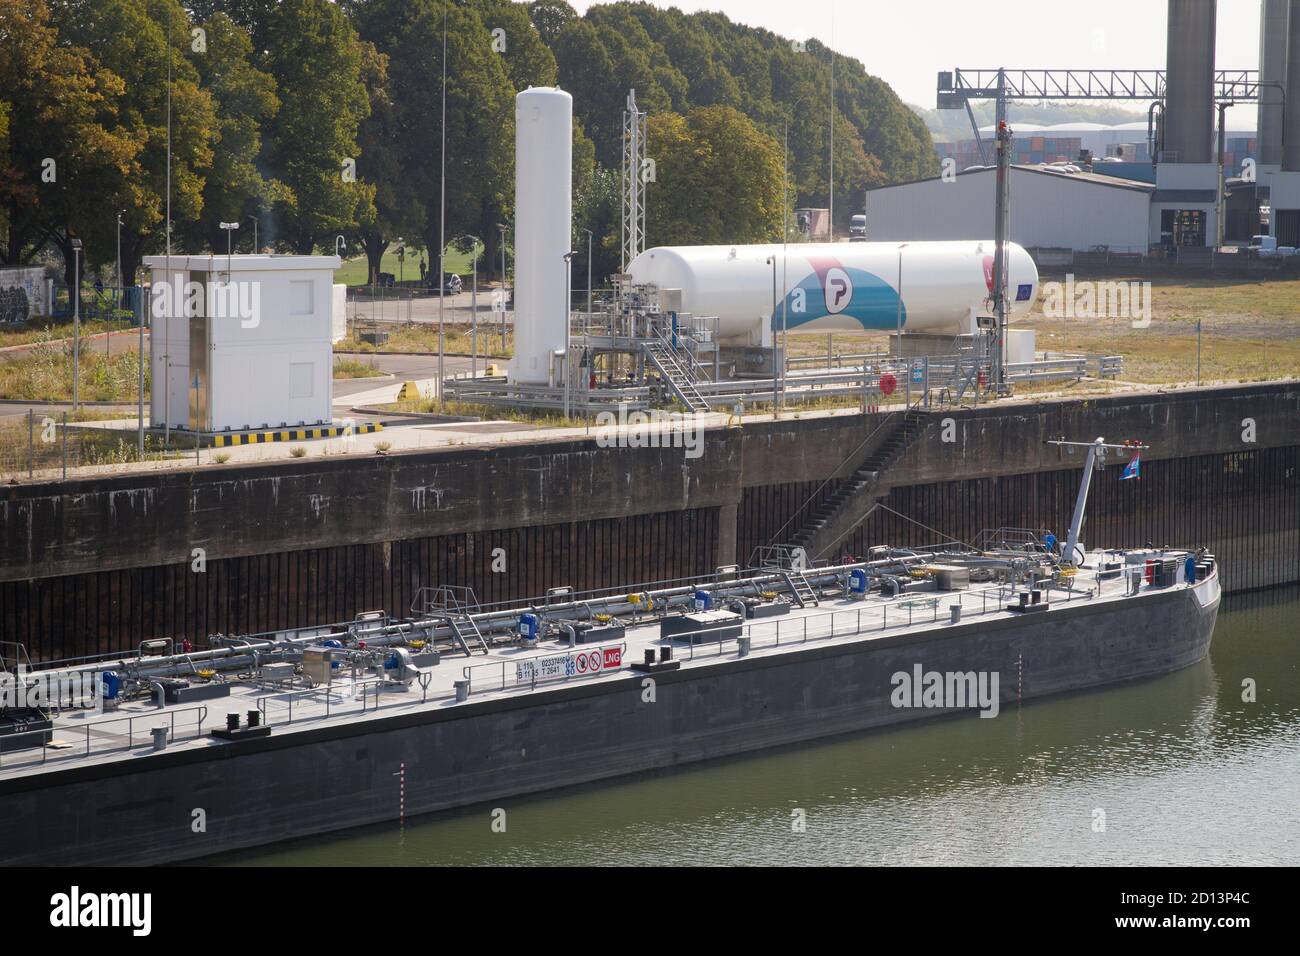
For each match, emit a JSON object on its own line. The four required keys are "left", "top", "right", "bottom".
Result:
{"left": 0, "top": 410, "right": 186, "bottom": 482}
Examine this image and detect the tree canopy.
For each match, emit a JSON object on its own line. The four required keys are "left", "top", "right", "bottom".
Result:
{"left": 0, "top": 0, "right": 934, "bottom": 283}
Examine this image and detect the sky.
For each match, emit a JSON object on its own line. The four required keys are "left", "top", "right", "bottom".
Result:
{"left": 568, "top": 0, "right": 1262, "bottom": 126}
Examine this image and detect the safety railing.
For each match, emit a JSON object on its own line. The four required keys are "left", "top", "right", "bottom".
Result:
{"left": 254, "top": 675, "right": 428, "bottom": 728}
{"left": 460, "top": 641, "right": 629, "bottom": 695}
{"left": 0, "top": 704, "right": 209, "bottom": 773}
{"left": 670, "top": 578, "right": 1099, "bottom": 661}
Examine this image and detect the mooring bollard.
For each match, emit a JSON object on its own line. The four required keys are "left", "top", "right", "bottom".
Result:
{"left": 738, "top": 636, "right": 751, "bottom": 657}
{"left": 454, "top": 679, "right": 470, "bottom": 703}
{"left": 151, "top": 726, "right": 168, "bottom": 751}
{"left": 950, "top": 604, "right": 962, "bottom": 624}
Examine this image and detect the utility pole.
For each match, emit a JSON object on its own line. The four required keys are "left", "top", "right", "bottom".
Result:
{"left": 163, "top": 8, "right": 172, "bottom": 444}
{"left": 437, "top": 2, "right": 447, "bottom": 404}
{"left": 767, "top": 255, "right": 778, "bottom": 418}
{"left": 990, "top": 69, "right": 1012, "bottom": 396}
{"left": 1215, "top": 100, "right": 1234, "bottom": 251}
{"left": 828, "top": 4, "right": 835, "bottom": 241}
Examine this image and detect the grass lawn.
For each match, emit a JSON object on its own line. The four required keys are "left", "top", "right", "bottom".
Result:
{"left": 332, "top": 356, "right": 386, "bottom": 379}
{"left": 334, "top": 241, "right": 486, "bottom": 286}
{"left": 379, "top": 397, "right": 582, "bottom": 428}
{"left": 0, "top": 343, "right": 148, "bottom": 402}
{"left": 781, "top": 275, "right": 1300, "bottom": 387}
{"left": 1021, "top": 275, "right": 1300, "bottom": 384}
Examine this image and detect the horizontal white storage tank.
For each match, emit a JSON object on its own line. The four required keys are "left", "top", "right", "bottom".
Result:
{"left": 625, "top": 241, "right": 1039, "bottom": 343}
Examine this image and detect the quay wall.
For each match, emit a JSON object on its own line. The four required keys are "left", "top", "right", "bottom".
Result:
{"left": 1, "top": 382, "right": 1296, "bottom": 659}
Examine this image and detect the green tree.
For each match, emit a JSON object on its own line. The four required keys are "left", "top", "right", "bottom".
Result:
{"left": 526, "top": 0, "right": 574, "bottom": 46}
{"left": 183, "top": 11, "right": 284, "bottom": 255}
{"left": 260, "top": 0, "right": 374, "bottom": 253}
{"left": 43, "top": 0, "right": 215, "bottom": 285}
{"left": 349, "top": 0, "right": 513, "bottom": 281}
{"left": 468, "top": 0, "right": 557, "bottom": 92}
{"left": 645, "top": 106, "right": 783, "bottom": 247}
{"left": 544, "top": 3, "right": 935, "bottom": 235}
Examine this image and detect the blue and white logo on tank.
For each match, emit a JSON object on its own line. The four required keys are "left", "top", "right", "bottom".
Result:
{"left": 775, "top": 255, "right": 905, "bottom": 332}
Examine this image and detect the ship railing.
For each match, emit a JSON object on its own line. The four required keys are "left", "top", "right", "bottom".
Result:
{"left": 253, "top": 673, "right": 436, "bottom": 729}
{"left": 0, "top": 704, "right": 209, "bottom": 774}
{"left": 460, "top": 641, "right": 630, "bottom": 696}
{"left": 670, "top": 580, "right": 1099, "bottom": 661}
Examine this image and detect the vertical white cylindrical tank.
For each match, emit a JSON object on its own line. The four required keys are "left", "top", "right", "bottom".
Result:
{"left": 511, "top": 87, "right": 572, "bottom": 384}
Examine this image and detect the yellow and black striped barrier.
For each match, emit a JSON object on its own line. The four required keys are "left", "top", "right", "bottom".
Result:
{"left": 213, "top": 423, "right": 382, "bottom": 447}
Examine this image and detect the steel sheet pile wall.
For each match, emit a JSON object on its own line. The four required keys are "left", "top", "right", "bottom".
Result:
{"left": 0, "top": 509, "right": 717, "bottom": 661}
{"left": 739, "top": 446, "right": 1299, "bottom": 593}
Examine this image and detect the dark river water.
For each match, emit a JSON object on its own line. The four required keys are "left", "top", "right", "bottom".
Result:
{"left": 221, "top": 586, "right": 1299, "bottom": 866}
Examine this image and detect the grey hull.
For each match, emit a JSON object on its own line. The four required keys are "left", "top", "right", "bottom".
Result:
{"left": 0, "top": 578, "right": 1219, "bottom": 865}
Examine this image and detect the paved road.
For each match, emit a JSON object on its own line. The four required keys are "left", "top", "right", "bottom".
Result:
{"left": 0, "top": 402, "right": 139, "bottom": 424}
{"left": 0, "top": 328, "right": 147, "bottom": 362}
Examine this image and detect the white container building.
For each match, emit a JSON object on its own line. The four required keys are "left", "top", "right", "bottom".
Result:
{"left": 144, "top": 254, "right": 340, "bottom": 433}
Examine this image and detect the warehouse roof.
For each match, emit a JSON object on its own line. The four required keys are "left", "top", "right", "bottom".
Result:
{"left": 868, "top": 164, "right": 1155, "bottom": 194}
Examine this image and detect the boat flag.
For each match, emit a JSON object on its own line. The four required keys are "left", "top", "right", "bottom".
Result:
{"left": 1121, "top": 453, "right": 1141, "bottom": 481}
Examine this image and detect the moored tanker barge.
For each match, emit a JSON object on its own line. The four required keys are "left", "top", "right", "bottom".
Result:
{"left": 0, "top": 530, "right": 1220, "bottom": 865}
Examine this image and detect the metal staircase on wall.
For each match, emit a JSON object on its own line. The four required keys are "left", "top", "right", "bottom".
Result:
{"left": 784, "top": 408, "right": 930, "bottom": 560}
{"left": 642, "top": 338, "right": 711, "bottom": 413}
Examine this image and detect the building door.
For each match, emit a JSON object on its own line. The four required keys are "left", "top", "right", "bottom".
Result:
{"left": 1275, "top": 210, "right": 1300, "bottom": 247}
{"left": 188, "top": 273, "right": 210, "bottom": 432}
{"left": 1160, "top": 209, "right": 1206, "bottom": 247}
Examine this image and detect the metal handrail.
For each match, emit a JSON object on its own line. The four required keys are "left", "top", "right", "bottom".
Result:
{"left": 674, "top": 578, "right": 1098, "bottom": 661}
{"left": 461, "top": 640, "right": 629, "bottom": 694}
{"left": 766, "top": 393, "right": 928, "bottom": 546}
{"left": 0, "top": 704, "right": 209, "bottom": 772}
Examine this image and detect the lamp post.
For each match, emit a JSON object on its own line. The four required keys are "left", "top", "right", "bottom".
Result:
{"left": 219, "top": 222, "right": 239, "bottom": 279}
{"left": 895, "top": 242, "right": 909, "bottom": 361}
{"left": 247, "top": 214, "right": 259, "bottom": 253}
{"left": 780, "top": 97, "right": 809, "bottom": 415}
{"left": 583, "top": 228, "right": 594, "bottom": 319}
{"left": 116, "top": 210, "right": 125, "bottom": 311}
{"left": 136, "top": 265, "right": 145, "bottom": 459}
{"left": 562, "top": 251, "right": 576, "bottom": 418}
{"left": 455, "top": 235, "right": 481, "bottom": 379}
{"left": 70, "top": 238, "right": 82, "bottom": 411}
{"left": 496, "top": 222, "right": 509, "bottom": 352}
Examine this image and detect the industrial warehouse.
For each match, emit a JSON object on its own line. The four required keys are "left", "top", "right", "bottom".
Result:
{"left": 0, "top": 0, "right": 1294, "bottom": 909}
{"left": 869, "top": 0, "right": 1300, "bottom": 253}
